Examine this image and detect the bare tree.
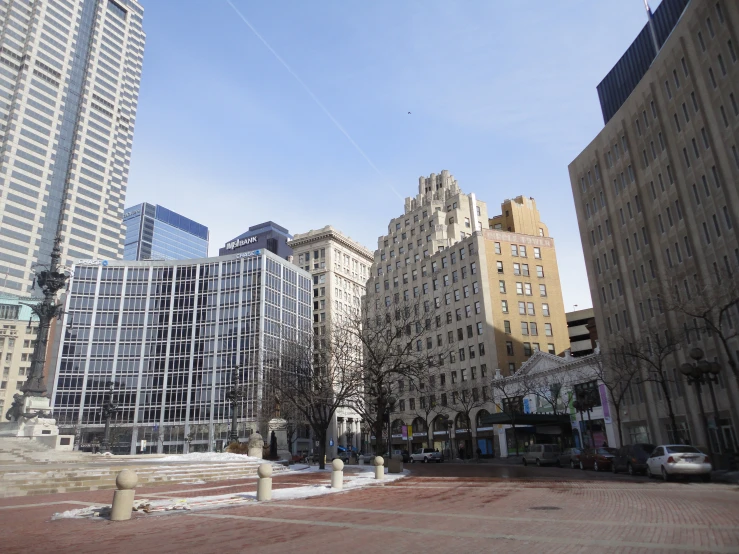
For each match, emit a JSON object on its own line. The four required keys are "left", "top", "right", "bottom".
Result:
{"left": 348, "top": 292, "right": 453, "bottom": 457}
{"left": 268, "top": 322, "right": 362, "bottom": 469}
{"left": 490, "top": 372, "right": 531, "bottom": 457}
{"left": 449, "top": 380, "right": 486, "bottom": 459}
{"left": 591, "top": 348, "right": 642, "bottom": 447}
{"left": 622, "top": 331, "right": 685, "bottom": 443}
{"left": 408, "top": 373, "right": 447, "bottom": 448}
{"left": 522, "top": 368, "right": 579, "bottom": 416}
{"left": 665, "top": 265, "right": 739, "bottom": 382}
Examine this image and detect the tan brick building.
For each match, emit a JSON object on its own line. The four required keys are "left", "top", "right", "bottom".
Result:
{"left": 365, "top": 171, "right": 569, "bottom": 457}
{"left": 0, "top": 294, "right": 38, "bottom": 417}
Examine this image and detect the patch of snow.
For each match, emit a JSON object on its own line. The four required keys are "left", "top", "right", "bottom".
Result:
{"left": 156, "top": 452, "right": 265, "bottom": 463}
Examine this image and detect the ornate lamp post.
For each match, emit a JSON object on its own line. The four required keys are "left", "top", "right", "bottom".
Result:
{"left": 386, "top": 394, "right": 396, "bottom": 459}
{"left": 21, "top": 238, "right": 70, "bottom": 399}
{"left": 226, "top": 364, "right": 248, "bottom": 443}
{"left": 679, "top": 347, "right": 724, "bottom": 458}
{"left": 100, "top": 381, "right": 119, "bottom": 454}
{"left": 573, "top": 388, "right": 597, "bottom": 448}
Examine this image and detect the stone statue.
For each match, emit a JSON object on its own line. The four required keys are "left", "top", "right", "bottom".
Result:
{"left": 247, "top": 431, "right": 264, "bottom": 458}
{"left": 273, "top": 395, "right": 281, "bottom": 418}
{"left": 5, "top": 394, "right": 24, "bottom": 422}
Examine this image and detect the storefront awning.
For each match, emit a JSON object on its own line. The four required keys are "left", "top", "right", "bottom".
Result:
{"left": 480, "top": 413, "right": 571, "bottom": 426}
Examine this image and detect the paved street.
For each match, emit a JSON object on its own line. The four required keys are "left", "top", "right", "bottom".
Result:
{"left": 1, "top": 463, "right": 738, "bottom": 554}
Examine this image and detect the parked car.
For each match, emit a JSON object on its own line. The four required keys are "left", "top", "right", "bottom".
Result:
{"left": 558, "top": 447, "right": 583, "bottom": 469}
{"left": 611, "top": 443, "right": 656, "bottom": 475}
{"left": 645, "top": 444, "right": 712, "bottom": 482}
{"left": 579, "top": 447, "right": 618, "bottom": 471}
{"left": 384, "top": 449, "right": 411, "bottom": 463}
{"left": 522, "top": 444, "right": 561, "bottom": 466}
{"left": 410, "top": 447, "right": 442, "bottom": 463}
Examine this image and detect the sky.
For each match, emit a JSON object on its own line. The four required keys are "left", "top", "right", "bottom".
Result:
{"left": 125, "top": 0, "right": 661, "bottom": 312}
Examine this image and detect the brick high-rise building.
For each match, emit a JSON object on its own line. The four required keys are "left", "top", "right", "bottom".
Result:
{"left": 365, "top": 171, "right": 569, "bottom": 457}
{"left": 569, "top": 0, "right": 738, "bottom": 449}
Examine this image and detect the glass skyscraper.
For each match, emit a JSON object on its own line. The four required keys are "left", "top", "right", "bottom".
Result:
{"left": 51, "top": 250, "right": 312, "bottom": 454}
{"left": 123, "top": 203, "right": 209, "bottom": 261}
{"left": 0, "top": 0, "right": 145, "bottom": 294}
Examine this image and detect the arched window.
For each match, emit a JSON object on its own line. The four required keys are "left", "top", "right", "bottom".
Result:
{"left": 476, "top": 410, "right": 490, "bottom": 430}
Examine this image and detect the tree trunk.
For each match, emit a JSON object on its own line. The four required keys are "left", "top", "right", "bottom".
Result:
{"left": 614, "top": 401, "right": 623, "bottom": 448}
{"left": 510, "top": 421, "right": 517, "bottom": 458}
{"left": 717, "top": 332, "right": 739, "bottom": 382}
{"left": 318, "top": 429, "right": 327, "bottom": 470}
{"left": 373, "top": 414, "right": 386, "bottom": 459}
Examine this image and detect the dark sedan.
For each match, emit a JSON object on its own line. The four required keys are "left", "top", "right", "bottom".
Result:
{"left": 579, "top": 447, "right": 618, "bottom": 471}
{"left": 611, "top": 443, "right": 656, "bottom": 475}
{"left": 558, "top": 447, "right": 584, "bottom": 469}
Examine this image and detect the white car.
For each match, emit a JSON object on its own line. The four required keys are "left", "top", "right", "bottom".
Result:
{"left": 410, "top": 447, "right": 442, "bottom": 463}
{"left": 645, "top": 444, "right": 712, "bottom": 482}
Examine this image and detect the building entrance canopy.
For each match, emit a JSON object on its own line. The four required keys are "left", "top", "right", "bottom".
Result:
{"left": 480, "top": 413, "right": 571, "bottom": 427}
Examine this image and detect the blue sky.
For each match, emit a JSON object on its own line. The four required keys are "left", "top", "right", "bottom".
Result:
{"left": 126, "top": 0, "right": 660, "bottom": 311}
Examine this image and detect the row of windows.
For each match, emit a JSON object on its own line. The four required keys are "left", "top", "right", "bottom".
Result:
{"left": 498, "top": 281, "right": 548, "bottom": 297}
{"left": 503, "top": 320, "right": 553, "bottom": 337}
{"left": 496, "top": 261, "right": 545, "bottom": 277}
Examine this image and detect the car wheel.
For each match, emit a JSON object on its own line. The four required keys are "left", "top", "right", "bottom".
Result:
{"left": 579, "top": 460, "right": 585, "bottom": 470}
{"left": 536, "top": 458, "right": 541, "bottom": 467}
{"left": 611, "top": 462, "right": 617, "bottom": 474}
{"left": 627, "top": 463, "right": 635, "bottom": 476}
{"left": 646, "top": 466, "right": 653, "bottom": 479}
{"left": 701, "top": 474, "right": 711, "bottom": 483}
{"left": 423, "top": 457, "right": 428, "bottom": 463}
{"left": 436, "top": 459, "right": 441, "bottom": 463}
{"left": 522, "top": 458, "right": 527, "bottom": 466}
{"left": 661, "top": 466, "right": 671, "bottom": 482}
{"left": 410, "top": 457, "right": 414, "bottom": 464}
{"left": 594, "top": 461, "right": 600, "bottom": 472}
{"left": 570, "top": 460, "right": 576, "bottom": 469}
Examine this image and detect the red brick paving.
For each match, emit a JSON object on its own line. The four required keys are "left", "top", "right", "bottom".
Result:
{"left": 1, "top": 466, "right": 738, "bottom": 554}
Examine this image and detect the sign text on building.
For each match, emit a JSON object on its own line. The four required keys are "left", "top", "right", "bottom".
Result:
{"left": 225, "top": 235, "right": 258, "bottom": 250}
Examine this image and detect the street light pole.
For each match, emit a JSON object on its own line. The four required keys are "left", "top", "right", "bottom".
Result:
{"left": 705, "top": 365, "right": 727, "bottom": 454}
{"left": 100, "top": 381, "right": 119, "bottom": 454}
{"left": 226, "top": 364, "right": 247, "bottom": 443}
{"left": 680, "top": 348, "right": 723, "bottom": 460}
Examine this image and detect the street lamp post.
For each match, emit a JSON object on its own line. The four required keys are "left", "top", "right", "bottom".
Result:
{"left": 386, "top": 395, "right": 396, "bottom": 459}
{"left": 21, "top": 237, "right": 70, "bottom": 399}
{"left": 679, "top": 347, "right": 724, "bottom": 459}
{"left": 100, "top": 381, "right": 119, "bottom": 454}
{"left": 226, "top": 364, "right": 248, "bottom": 443}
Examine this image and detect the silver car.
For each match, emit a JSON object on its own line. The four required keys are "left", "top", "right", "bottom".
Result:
{"left": 645, "top": 444, "right": 712, "bottom": 482}
{"left": 410, "top": 447, "right": 442, "bottom": 463}
{"left": 522, "top": 444, "right": 561, "bottom": 466}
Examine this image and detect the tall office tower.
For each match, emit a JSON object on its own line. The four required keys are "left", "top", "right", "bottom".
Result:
{"left": 289, "top": 225, "right": 374, "bottom": 458}
{"left": 365, "top": 171, "right": 568, "bottom": 457}
{"left": 51, "top": 250, "right": 312, "bottom": 454}
{"left": 123, "top": 203, "right": 209, "bottom": 261}
{"left": 0, "top": 294, "right": 38, "bottom": 416}
{"left": 569, "top": 0, "right": 739, "bottom": 448}
{"left": 0, "top": 0, "right": 145, "bottom": 294}
{"left": 220, "top": 222, "right": 293, "bottom": 259}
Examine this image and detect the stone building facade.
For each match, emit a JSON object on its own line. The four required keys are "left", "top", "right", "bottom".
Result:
{"left": 289, "top": 226, "right": 373, "bottom": 458}
{"left": 569, "top": 0, "right": 739, "bottom": 451}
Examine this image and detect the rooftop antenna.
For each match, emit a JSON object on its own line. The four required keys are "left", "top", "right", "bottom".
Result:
{"left": 644, "top": 0, "right": 660, "bottom": 56}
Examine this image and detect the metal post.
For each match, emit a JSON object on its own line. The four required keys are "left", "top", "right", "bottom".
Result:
{"left": 694, "top": 381, "right": 714, "bottom": 461}
{"left": 706, "top": 377, "right": 727, "bottom": 454}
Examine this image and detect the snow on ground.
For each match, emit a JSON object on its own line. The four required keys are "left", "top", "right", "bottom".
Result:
{"left": 53, "top": 469, "right": 408, "bottom": 519}
{"left": 155, "top": 452, "right": 265, "bottom": 463}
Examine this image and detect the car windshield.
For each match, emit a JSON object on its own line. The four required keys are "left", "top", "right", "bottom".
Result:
{"left": 596, "top": 448, "right": 617, "bottom": 455}
{"left": 666, "top": 445, "right": 701, "bottom": 454}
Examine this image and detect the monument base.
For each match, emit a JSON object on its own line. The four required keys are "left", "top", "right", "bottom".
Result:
{"left": 268, "top": 418, "right": 291, "bottom": 461}
{"left": 0, "top": 396, "right": 74, "bottom": 450}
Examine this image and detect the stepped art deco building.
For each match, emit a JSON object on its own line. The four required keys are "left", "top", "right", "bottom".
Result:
{"left": 569, "top": 0, "right": 739, "bottom": 450}
{"left": 50, "top": 249, "right": 311, "bottom": 454}
{"left": 365, "top": 170, "right": 569, "bottom": 457}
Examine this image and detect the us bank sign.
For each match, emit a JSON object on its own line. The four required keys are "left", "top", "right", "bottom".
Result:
{"left": 225, "top": 235, "right": 258, "bottom": 250}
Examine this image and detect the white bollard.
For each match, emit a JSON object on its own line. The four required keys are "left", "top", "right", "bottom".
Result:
{"left": 331, "top": 458, "right": 344, "bottom": 490}
{"left": 110, "top": 469, "right": 138, "bottom": 521}
{"left": 373, "top": 456, "right": 384, "bottom": 480}
{"left": 257, "top": 463, "right": 272, "bottom": 501}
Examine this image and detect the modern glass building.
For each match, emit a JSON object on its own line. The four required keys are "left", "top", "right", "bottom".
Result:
{"left": 0, "top": 0, "right": 146, "bottom": 294}
{"left": 123, "top": 203, "right": 209, "bottom": 261}
{"left": 51, "top": 250, "right": 311, "bottom": 454}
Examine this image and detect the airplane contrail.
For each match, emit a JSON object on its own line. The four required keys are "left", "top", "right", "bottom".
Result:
{"left": 225, "top": 0, "right": 403, "bottom": 200}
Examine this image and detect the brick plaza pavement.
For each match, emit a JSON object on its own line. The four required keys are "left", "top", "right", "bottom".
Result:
{"left": 1, "top": 464, "right": 738, "bottom": 554}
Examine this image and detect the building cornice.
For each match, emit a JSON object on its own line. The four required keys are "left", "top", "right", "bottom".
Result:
{"left": 290, "top": 227, "right": 373, "bottom": 261}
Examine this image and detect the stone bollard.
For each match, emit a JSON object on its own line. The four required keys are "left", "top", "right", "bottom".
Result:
{"left": 111, "top": 469, "right": 138, "bottom": 521}
{"left": 331, "top": 458, "right": 344, "bottom": 490}
{"left": 257, "top": 463, "right": 272, "bottom": 501}
{"left": 373, "top": 456, "right": 384, "bottom": 480}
